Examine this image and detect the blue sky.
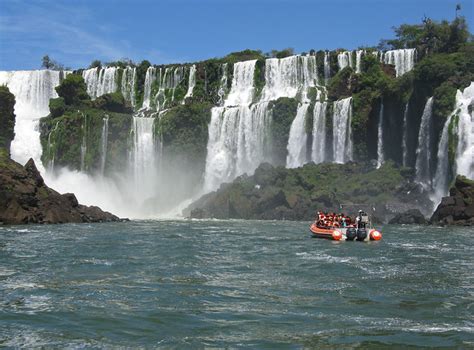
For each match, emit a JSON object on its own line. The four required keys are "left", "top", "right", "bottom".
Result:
{"left": 0, "top": 0, "right": 472, "bottom": 70}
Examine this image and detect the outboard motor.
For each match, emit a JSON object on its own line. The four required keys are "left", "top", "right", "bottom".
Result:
{"left": 346, "top": 227, "right": 357, "bottom": 241}
{"left": 356, "top": 228, "right": 367, "bottom": 241}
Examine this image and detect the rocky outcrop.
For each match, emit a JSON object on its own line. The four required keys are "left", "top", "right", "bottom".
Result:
{"left": 430, "top": 176, "right": 474, "bottom": 226}
{"left": 185, "top": 161, "right": 431, "bottom": 222}
{"left": 0, "top": 155, "right": 120, "bottom": 225}
{"left": 388, "top": 209, "right": 427, "bottom": 225}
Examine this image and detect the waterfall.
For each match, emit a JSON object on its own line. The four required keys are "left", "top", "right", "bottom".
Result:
{"left": 225, "top": 60, "right": 257, "bottom": 106}
{"left": 0, "top": 70, "right": 62, "bottom": 169}
{"left": 82, "top": 67, "right": 118, "bottom": 99}
{"left": 261, "top": 55, "right": 317, "bottom": 102}
{"left": 154, "top": 66, "right": 185, "bottom": 111}
{"left": 415, "top": 97, "right": 434, "bottom": 187}
{"left": 183, "top": 65, "right": 196, "bottom": 101}
{"left": 431, "top": 83, "right": 474, "bottom": 205}
{"left": 286, "top": 103, "right": 310, "bottom": 168}
{"left": 217, "top": 63, "right": 228, "bottom": 105}
{"left": 324, "top": 51, "right": 331, "bottom": 84}
{"left": 205, "top": 58, "right": 279, "bottom": 191}
{"left": 130, "top": 116, "right": 158, "bottom": 201}
{"left": 203, "top": 103, "right": 271, "bottom": 191}
{"left": 355, "top": 50, "right": 364, "bottom": 73}
{"left": 383, "top": 49, "right": 416, "bottom": 77}
{"left": 332, "top": 97, "right": 353, "bottom": 163}
{"left": 46, "top": 121, "right": 60, "bottom": 169}
{"left": 100, "top": 115, "right": 109, "bottom": 175}
{"left": 121, "top": 66, "right": 136, "bottom": 107}
{"left": 376, "top": 100, "right": 384, "bottom": 168}
{"left": 402, "top": 102, "right": 409, "bottom": 166}
{"left": 454, "top": 83, "right": 474, "bottom": 178}
{"left": 337, "top": 51, "right": 353, "bottom": 71}
{"left": 311, "top": 101, "right": 328, "bottom": 163}
{"left": 142, "top": 67, "right": 156, "bottom": 109}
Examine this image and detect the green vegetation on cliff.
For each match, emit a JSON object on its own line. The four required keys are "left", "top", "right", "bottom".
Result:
{"left": 269, "top": 97, "right": 298, "bottom": 165}
{"left": 41, "top": 74, "right": 132, "bottom": 172}
{"left": 186, "top": 161, "right": 425, "bottom": 221}
{"left": 0, "top": 86, "right": 15, "bottom": 155}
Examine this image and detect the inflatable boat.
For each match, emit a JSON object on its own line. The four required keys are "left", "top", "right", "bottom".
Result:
{"left": 310, "top": 223, "right": 382, "bottom": 241}
{"left": 309, "top": 211, "right": 382, "bottom": 241}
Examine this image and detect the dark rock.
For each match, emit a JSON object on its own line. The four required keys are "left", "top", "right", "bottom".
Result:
{"left": 389, "top": 209, "right": 427, "bottom": 225}
{"left": 0, "top": 155, "right": 120, "bottom": 225}
{"left": 431, "top": 176, "right": 474, "bottom": 226}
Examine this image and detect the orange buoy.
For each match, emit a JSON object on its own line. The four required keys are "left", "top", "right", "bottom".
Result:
{"left": 332, "top": 230, "right": 343, "bottom": 241}
{"left": 369, "top": 230, "right": 382, "bottom": 241}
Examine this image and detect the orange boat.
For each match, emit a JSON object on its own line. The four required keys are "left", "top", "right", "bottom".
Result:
{"left": 310, "top": 211, "right": 382, "bottom": 241}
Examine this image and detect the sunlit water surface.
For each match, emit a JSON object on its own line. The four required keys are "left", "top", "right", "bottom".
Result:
{"left": 1, "top": 220, "right": 473, "bottom": 348}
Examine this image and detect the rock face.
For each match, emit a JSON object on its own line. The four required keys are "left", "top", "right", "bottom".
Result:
{"left": 185, "top": 161, "right": 431, "bottom": 222}
{"left": 388, "top": 209, "right": 427, "bottom": 225}
{"left": 0, "top": 155, "right": 119, "bottom": 225}
{"left": 430, "top": 176, "right": 474, "bottom": 226}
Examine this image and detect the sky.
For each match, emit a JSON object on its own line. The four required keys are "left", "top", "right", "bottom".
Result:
{"left": 0, "top": 0, "right": 472, "bottom": 70}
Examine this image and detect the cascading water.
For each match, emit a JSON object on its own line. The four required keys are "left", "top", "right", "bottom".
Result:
{"left": 121, "top": 67, "right": 136, "bottom": 107}
{"left": 142, "top": 67, "right": 156, "bottom": 109}
{"left": 402, "top": 102, "right": 409, "bottom": 167}
{"left": 205, "top": 59, "right": 282, "bottom": 191}
{"left": 154, "top": 66, "right": 185, "bottom": 111}
{"left": 183, "top": 65, "right": 196, "bottom": 101}
{"left": 376, "top": 100, "right": 384, "bottom": 168}
{"left": 324, "top": 51, "right": 331, "bottom": 84}
{"left": 431, "top": 83, "right": 474, "bottom": 205}
{"left": 217, "top": 63, "right": 228, "bottom": 105}
{"left": 224, "top": 60, "right": 257, "bottom": 106}
{"left": 82, "top": 67, "right": 118, "bottom": 99}
{"left": 355, "top": 50, "right": 364, "bottom": 73}
{"left": 0, "top": 70, "right": 62, "bottom": 169}
{"left": 99, "top": 115, "right": 109, "bottom": 175}
{"left": 454, "top": 83, "right": 474, "bottom": 178}
{"left": 311, "top": 101, "right": 328, "bottom": 164}
{"left": 415, "top": 97, "right": 434, "bottom": 187}
{"left": 130, "top": 116, "right": 158, "bottom": 202}
{"left": 383, "top": 49, "right": 416, "bottom": 77}
{"left": 46, "top": 121, "right": 60, "bottom": 169}
{"left": 286, "top": 104, "right": 310, "bottom": 168}
{"left": 337, "top": 51, "right": 353, "bottom": 71}
{"left": 261, "top": 55, "right": 318, "bottom": 101}
{"left": 332, "top": 97, "right": 353, "bottom": 163}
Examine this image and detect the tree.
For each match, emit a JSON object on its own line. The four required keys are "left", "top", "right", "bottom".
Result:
{"left": 42, "top": 55, "right": 53, "bottom": 69}
{"left": 41, "top": 55, "right": 65, "bottom": 70}
{"left": 88, "top": 60, "right": 102, "bottom": 69}
{"left": 55, "top": 74, "right": 89, "bottom": 105}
